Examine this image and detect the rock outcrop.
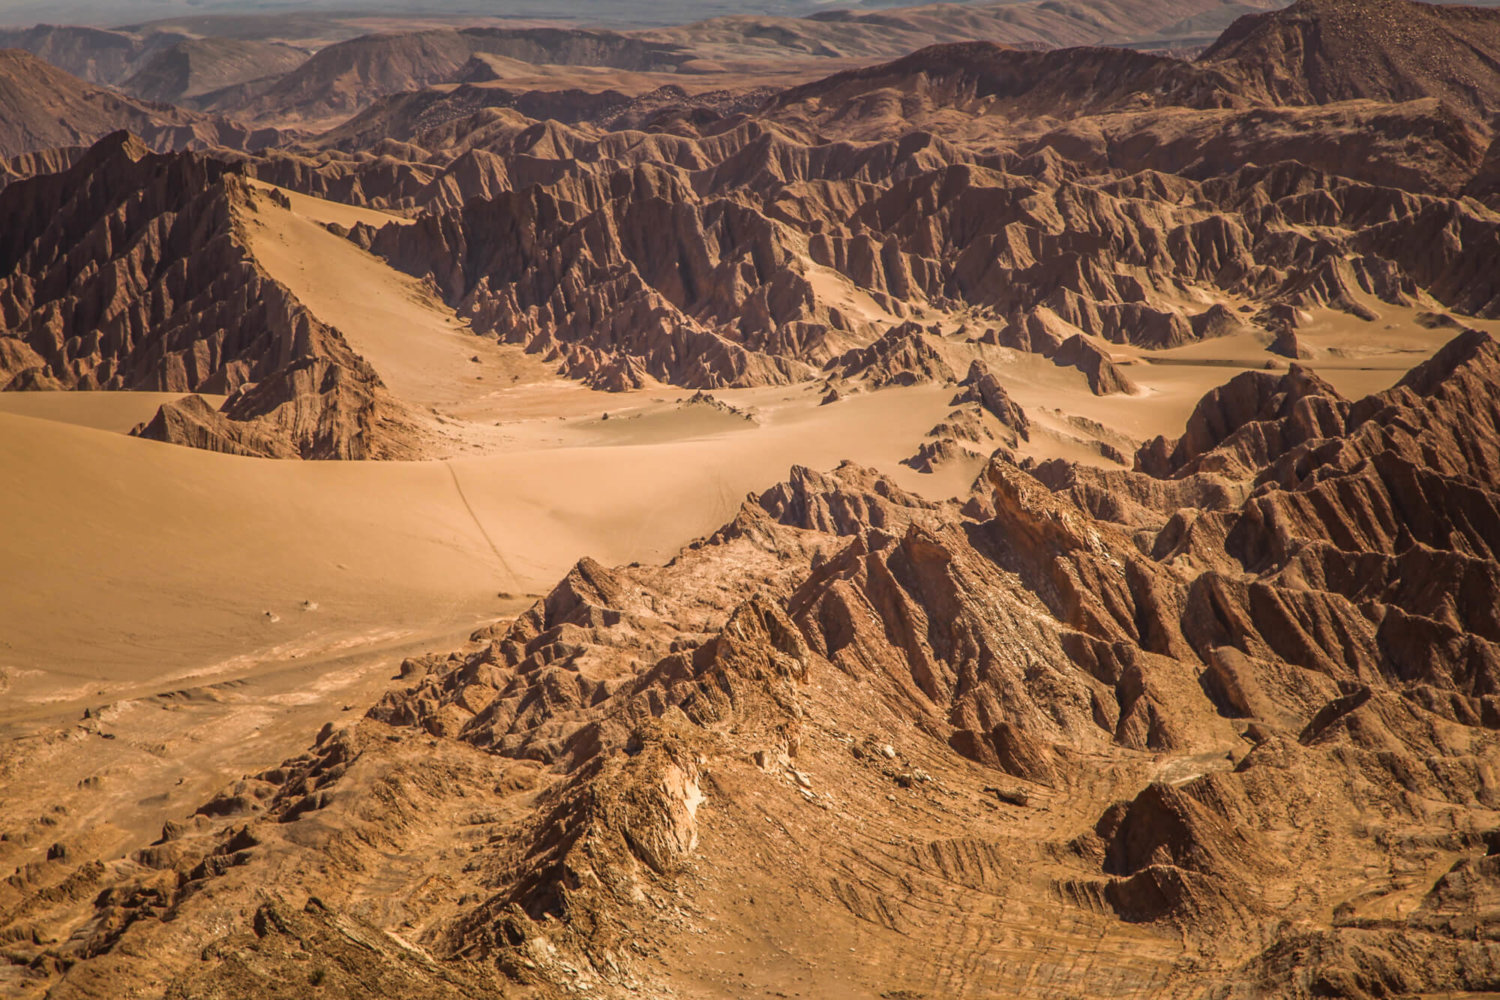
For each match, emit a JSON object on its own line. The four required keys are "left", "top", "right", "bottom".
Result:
{"left": 827, "top": 321, "right": 954, "bottom": 387}
{"left": 0, "top": 132, "right": 417, "bottom": 458}
{"left": 954, "top": 360, "right": 1030, "bottom": 442}
{"left": 14, "top": 331, "right": 1500, "bottom": 997}
{"left": 1134, "top": 364, "right": 1344, "bottom": 478}
{"left": 304, "top": 82, "right": 1500, "bottom": 395}
{"left": 9, "top": 7, "right": 1500, "bottom": 995}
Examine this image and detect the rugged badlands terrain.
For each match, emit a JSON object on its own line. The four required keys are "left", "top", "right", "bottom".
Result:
{"left": 5, "top": 0, "right": 1500, "bottom": 997}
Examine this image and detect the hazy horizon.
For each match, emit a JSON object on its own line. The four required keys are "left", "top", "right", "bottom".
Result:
{"left": 5, "top": 0, "right": 1500, "bottom": 997}
{"left": 0, "top": 0, "right": 902, "bottom": 30}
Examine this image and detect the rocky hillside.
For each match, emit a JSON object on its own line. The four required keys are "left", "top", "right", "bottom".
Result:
{"left": 0, "top": 132, "right": 416, "bottom": 458}
{"left": 0, "top": 24, "right": 175, "bottom": 85}
{"left": 120, "top": 37, "right": 311, "bottom": 105}
{"left": 338, "top": 107, "right": 1498, "bottom": 390}
{"left": 1202, "top": 0, "right": 1500, "bottom": 117}
{"left": 638, "top": 0, "right": 1278, "bottom": 67}
{"left": 7, "top": 329, "right": 1500, "bottom": 997}
{"left": 172, "top": 1, "right": 1487, "bottom": 402}
{"left": 0, "top": 49, "right": 284, "bottom": 161}
{"left": 195, "top": 26, "right": 721, "bottom": 125}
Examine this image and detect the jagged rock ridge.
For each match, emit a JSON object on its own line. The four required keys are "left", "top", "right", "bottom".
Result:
{"left": 231, "top": 2, "right": 1500, "bottom": 396}
{"left": 9, "top": 332, "right": 1500, "bottom": 997}
{"left": 0, "top": 132, "right": 416, "bottom": 458}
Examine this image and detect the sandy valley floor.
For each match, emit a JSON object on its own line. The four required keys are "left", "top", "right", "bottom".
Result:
{"left": 6, "top": 182, "right": 1476, "bottom": 717}
{"left": 1, "top": 182, "right": 1482, "bottom": 876}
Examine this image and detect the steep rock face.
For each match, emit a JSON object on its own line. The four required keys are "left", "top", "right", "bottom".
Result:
{"left": 226, "top": 30, "right": 484, "bottom": 125}
{"left": 358, "top": 334, "right": 1500, "bottom": 991}
{"left": 0, "top": 132, "right": 415, "bottom": 458}
{"left": 365, "top": 156, "right": 828, "bottom": 389}
{"left": 13, "top": 335, "right": 1500, "bottom": 997}
{"left": 0, "top": 143, "right": 89, "bottom": 189}
{"left": 1469, "top": 136, "right": 1500, "bottom": 209}
{"left": 954, "top": 359, "right": 1030, "bottom": 441}
{"left": 903, "top": 359, "right": 1032, "bottom": 472}
{"left": 1135, "top": 364, "right": 1346, "bottom": 478}
{"left": 1128, "top": 331, "right": 1500, "bottom": 712}
{"left": 1053, "top": 334, "right": 1138, "bottom": 396}
{"left": 135, "top": 392, "right": 299, "bottom": 459}
{"left": 479, "top": 333, "right": 1500, "bottom": 985}
{"left": 317, "top": 108, "right": 1500, "bottom": 393}
{"left": 137, "top": 356, "right": 414, "bottom": 460}
{"left": 751, "top": 459, "right": 938, "bottom": 537}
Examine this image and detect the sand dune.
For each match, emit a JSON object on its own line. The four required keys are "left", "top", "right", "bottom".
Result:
{"left": 10, "top": 3, "right": 1500, "bottom": 997}
{"left": 8, "top": 180, "right": 1469, "bottom": 719}
{"left": 0, "top": 410, "right": 501, "bottom": 717}
{"left": 0, "top": 378, "right": 957, "bottom": 718}
{"left": 0, "top": 390, "right": 225, "bottom": 432}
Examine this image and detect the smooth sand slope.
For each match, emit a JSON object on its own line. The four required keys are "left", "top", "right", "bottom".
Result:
{"left": 0, "top": 390, "right": 227, "bottom": 432}
{"left": 0, "top": 410, "right": 502, "bottom": 716}
{"left": 0, "top": 383, "right": 958, "bottom": 719}
{"left": 4, "top": 183, "right": 1474, "bottom": 724}
{"left": 241, "top": 187, "right": 535, "bottom": 424}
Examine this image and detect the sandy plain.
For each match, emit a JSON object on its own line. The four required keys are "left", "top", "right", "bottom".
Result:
{"left": 2, "top": 179, "right": 1476, "bottom": 792}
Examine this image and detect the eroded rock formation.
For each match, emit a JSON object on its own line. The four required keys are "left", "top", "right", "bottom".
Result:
{"left": 10, "top": 331, "right": 1500, "bottom": 997}
{"left": 0, "top": 132, "right": 417, "bottom": 457}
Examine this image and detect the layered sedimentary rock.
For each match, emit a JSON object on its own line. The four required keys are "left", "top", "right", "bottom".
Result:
{"left": 242, "top": 5, "right": 1490, "bottom": 395}
{"left": 0, "top": 49, "right": 284, "bottom": 162}
{"left": 11, "top": 331, "right": 1500, "bottom": 998}
{"left": 0, "top": 132, "right": 416, "bottom": 458}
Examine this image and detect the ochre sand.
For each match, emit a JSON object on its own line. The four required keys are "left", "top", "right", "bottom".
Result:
{"left": 2, "top": 182, "right": 1478, "bottom": 726}
{"left": 0, "top": 183, "right": 1487, "bottom": 983}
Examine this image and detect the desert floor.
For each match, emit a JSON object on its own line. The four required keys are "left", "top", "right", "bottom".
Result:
{"left": 2, "top": 181, "right": 1484, "bottom": 868}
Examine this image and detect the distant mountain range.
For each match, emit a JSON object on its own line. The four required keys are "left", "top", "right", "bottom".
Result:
{"left": 7, "top": 3, "right": 1500, "bottom": 999}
